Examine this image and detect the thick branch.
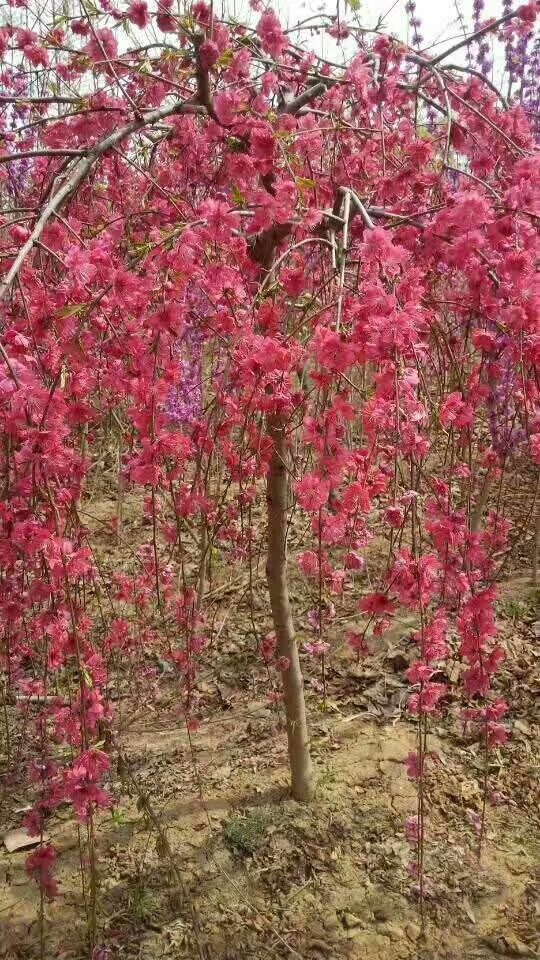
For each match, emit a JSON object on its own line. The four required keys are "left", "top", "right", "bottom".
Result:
{"left": 426, "top": 9, "right": 523, "bottom": 67}
{"left": 284, "top": 82, "right": 328, "bottom": 115}
{"left": 0, "top": 99, "right": 204, "bottom": 304}
{"left": 0, "top": 149, "right": 85, "bottom": 165}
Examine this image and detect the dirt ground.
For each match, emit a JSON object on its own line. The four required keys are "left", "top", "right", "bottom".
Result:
{"left": 1, "top": 490, "right": 539, "bottom": 960}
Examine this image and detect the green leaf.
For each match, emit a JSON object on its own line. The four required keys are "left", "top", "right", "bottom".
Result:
{"left": 219, "top": 49, "right": 234, "bottom": 68}
{"left": 231, "top": 184, "right": 246, "bottom": 207}
{"left": 179, "top": 14, "right": 195, "bottom": 30}
{"left": 56, "top": 304, "right": 86, "bottom": 319}
{"left": 226, "top": 137, "right": 247, "bottom": 154}
{"left": 296, "top": 177, "right": 316, "bottom": 191}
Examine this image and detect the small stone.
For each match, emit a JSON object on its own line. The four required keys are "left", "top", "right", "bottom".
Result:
{"left": 341, "top": 912, "right": 364, "bottom": 930}
{"left": 482, "top": 935, "right": 533, "bottom": 956}
{"left": 385, "top": 652, "right": 410, "bottom": 673}
{"left": 308, "top": 940, "right": 332, "bottom": 955}
{"left": 214, "top": 764, "right": 231, "bottom": 780}
{"left": 3, "top": 828, "right": 50, "bottom": 853}
{"left": 106, "top": 877, "right": 123, "bottom": 895}
{"left": 12, "top": 875, "right": 32, "bottom": 887}
{"left": 405, "top": 923, "right": 421, "bottom": 942}
{"left": 378, "top": 922, "right": 405, "bottom": 941}
{"left": 373, "top": 906, "right": 391, "bottom": 922}
{"left": 322, "top": 912, "right": 341, "bottom": 934}
{"left": 500, "top": 935, "right": 534, "bottom": 957}
{"left": 345, "top": 891, "right": 367, "bottom": 914}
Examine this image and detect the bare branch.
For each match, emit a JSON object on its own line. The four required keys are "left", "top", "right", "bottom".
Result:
{"left": 347, "top": 191, "right": 376, "bottom": 230}
{"left": 284, "top": 82, "right": 328, "bottom": 115}
{"left": 427, "top": 9, "right": 522, "bottom": 68}
{"left": 0, "top": 149, "right": 85, "bottom": 165}
{"left": 442, "top": 63, "right": 509, "bottom": 108}
{"left": 0, "top": 99, "right": 204, "bottom": 304}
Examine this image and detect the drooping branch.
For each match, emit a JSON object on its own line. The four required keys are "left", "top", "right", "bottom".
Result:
{"left": 0, "top": 98, "right": 205, "bottom": 304}
{"left": 284, "top": 81, "right": 329, "bottom": 115}
{"left": 0, "top": 148, "right": 85, "bottom": 164}
{"left": 427, "top": 8, "right": 526, "bottom": 68}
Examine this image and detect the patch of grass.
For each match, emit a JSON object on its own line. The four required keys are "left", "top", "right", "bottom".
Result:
{"left": 314, "top": 764, "right": 338, "bottom": 798}
{"left": 498, "top": 598, "right": 530, "bottom": 622}
{"left": 127, "top": 881, "right": 155, "bottom": 922}
{"left": 222, "top": 807, "right": 275, "bottom": 857}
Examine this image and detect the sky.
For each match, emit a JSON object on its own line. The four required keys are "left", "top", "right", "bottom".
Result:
{"left": 243, "top": 0, "right": 507, "bottom": 43}
{"left": 217, "top": 0, "right": 512, "bottom": 83}
{"left": 2, "top": 0, "right": 517, "bottom": 92}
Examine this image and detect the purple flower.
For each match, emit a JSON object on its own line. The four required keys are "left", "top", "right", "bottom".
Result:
{"left": 522, "top": 38, "right": 540, "bottom": 142}
{"left": 1, "top": 70, "right": 34, "bottom": 195}
{"left": 485, "top": 339, "right": 526, "bottom": 457}
{"left": 472, "top": 0, "right": 493, "bottom": 75}
{"left": 165, "top": 327, "right": 203, "bottom": 429}
{"left": 405, "top": 0, "right": 423, "bottom": 48}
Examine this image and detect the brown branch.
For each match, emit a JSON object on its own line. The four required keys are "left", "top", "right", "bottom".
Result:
{"left": 0, "top": 94, "right": 82, "bottom": 105}
{"left": 194, "top": 34, "right": 218, "bottom": 121}
{"left": 441, "top": 63, "right": 509, "bottom": 108}
{"left": 421, "top": 9, "right": 523, "bottom": 67}
{"left": 284, "top": 81, "right": 328, "bottom": 115}
{"left": 0, "top": 98, "right": 204, "bottom": 304}
{"left": 0, "top": 148, "right": 84, "bottom": 164}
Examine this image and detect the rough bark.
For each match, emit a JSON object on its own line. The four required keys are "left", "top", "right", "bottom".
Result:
{"left": 533, "top": 501, "right": 540, "bottom": 587}
{"left": 266, "top": 415, "right": 313, "bottom": 802}
{"left": 470, "top": 470, "right": 493, "bottom": 534}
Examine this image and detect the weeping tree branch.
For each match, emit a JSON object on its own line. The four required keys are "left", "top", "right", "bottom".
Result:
{"left": 0, "top": 98, "right": 205, "bottom": 305}
{"left": 426, "top": 9, "right": 525, "bottom": 68}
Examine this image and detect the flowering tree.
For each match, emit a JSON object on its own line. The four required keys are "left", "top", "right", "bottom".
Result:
{"left": 1, "top": 0, "right": 539, "bottom": 941}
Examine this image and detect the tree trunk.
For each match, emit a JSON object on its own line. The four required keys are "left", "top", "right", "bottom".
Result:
{"left": 533, "top": 499, "right": 540, "bottom": 587}
{"left": 265, "top": 415, "right": 313, "bottom": 802}
{"left": 470, "top": 469, "right": 492, "bottom": 534}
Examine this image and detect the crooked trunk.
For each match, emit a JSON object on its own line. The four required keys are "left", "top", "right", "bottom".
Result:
{"left": 266, "top": 415, "right": 313, "bottom": 802}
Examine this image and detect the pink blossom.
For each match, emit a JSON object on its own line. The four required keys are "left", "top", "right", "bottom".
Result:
{"left": 384, "top": 505, "right": 404, "bottom": 529}
{"left": 127, "top": 0, "right": 149, "bottom": 27}
{"left": 487, "top": 722, "right": 508, "bottom": 748}
{"left": 466, "top": 808, "right": 482, "bottom": 834}
{"left": 26, "top": 845, "right": 58, "bottom": 900}
{"left": 346, "top": 631, "right": 369, "bottom": 656}
{"left": 199, "top": 199, "right": 240, "bottom": 241}
{"left": 296, "top": 474, "right": 330, "bottom": 512}
{"left": 257, "top": 10, "right": 288, "bottom": 57}
{"left": 404, "top": 751, "right": 421, "bottom": 780}
{"left": 297, "top": 550, "right": 319, "bottom": 577}
{"left": 262, "top": 632, "right": 276, "bottom": 664}
{"left": 192, "top": 1, "right": 211, "bottom": 25}
{"left": 359, "top": 592, "right": 395, "bottom": 616}
{"left": 530, "top": 434, "right": 540, "bottom": 463}
{"left": 440, "top": 392, "right": 474, "bottom": 429}
{"left": 313, "top": 327, "right": 356, "bottom": 373}
{"left": 84, "top": 27, "right": 118, "bottom": 63}
{"left": 517, "top": 3, "right": 537, "bottom": 24}
{"left": 156, "top": 0, "right": 176, "bottom": 31}
{"left": 199, "top": 40, "right": 220, "bottom": 70}
{"left": 406, "top": 661, "right": 434, "bottom": 684}
{"left": 303, "top": 641, "right": 330, "bottom": 657}
{"left": 405, "top": 815, "right": 420, "bottom": 845}
{"left": 408, "top": 682, "right": 446, "bottom": 715}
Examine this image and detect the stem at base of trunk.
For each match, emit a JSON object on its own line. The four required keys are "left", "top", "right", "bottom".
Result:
{"left": 266, "top": 415, "right": 313, "bottom": 802}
